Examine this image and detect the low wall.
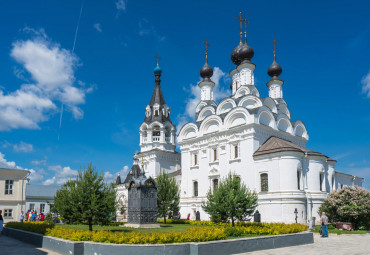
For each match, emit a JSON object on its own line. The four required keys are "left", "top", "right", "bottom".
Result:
{"left": 4, "top": 227, "right": 314, "bottom": 255}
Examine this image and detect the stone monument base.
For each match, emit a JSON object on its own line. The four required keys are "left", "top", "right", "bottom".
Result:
{"left": 124, "top": 223, "right": 161, "bottom": 229}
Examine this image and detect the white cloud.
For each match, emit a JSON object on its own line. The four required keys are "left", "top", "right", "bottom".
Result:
{"left": 28, "top": 168, "right": 44, "bottom": 183}
{"left": 361, "top": 71, "right": 370, "bottom": 98}
{"left": 0, "top": 152, "right": 21, "bottom": 169}
{"left": 3, "top": 141, "right": 34, "bottom": 153}
{"left": 13, "top": 141, "right": 34, "bottom": 153}
{"left": 138, "top": 19, "right": 165, "bottom": 42}
{"left": 177, "top": 67, "right": 230, "bottom": 131}
{"left": 115, "top": 0, "right": 126, "bottom": 11}
{"left": 103, "top": 165, "right": 130, "bottom": 183}
{"left": 0, "top": 151, "right": 43, "bottom": 183}
{"left": 43, "top": 165, "right": 78, "bottom": 185}
{"left": 93, "top": 23, "right": 102, "bottom": 32}
{"left": 0, "top": 28, "right": 90, "bottom": 131}
{"left": 31, "top": 159, "right": 47, "bottom": 166}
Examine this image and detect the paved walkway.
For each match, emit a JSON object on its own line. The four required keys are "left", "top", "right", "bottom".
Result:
{"left": 239, "top": 233, "right": 370, "bottom": 255}
{"left": 0, "top": 234, "right": 61, "bottom": 255}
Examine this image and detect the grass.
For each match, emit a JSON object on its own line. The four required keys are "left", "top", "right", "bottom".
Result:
{"left": 58, "top": 223, "right": 196, "bottom": 233}
{"left": 311, "top": 225, "right": 370, "bottom": 235}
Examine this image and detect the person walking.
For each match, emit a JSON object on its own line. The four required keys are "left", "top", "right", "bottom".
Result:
{"left": 20, "top": 211, "right": 24, "bottom": 223}
{"left": 0, "top": 210, "right": 3, "bottom": 236}
{"left": 320, "top": 211, "right": 329, "bottom": 237}
{"left": 31, "top": 210, "right": 36, "bottom": 222}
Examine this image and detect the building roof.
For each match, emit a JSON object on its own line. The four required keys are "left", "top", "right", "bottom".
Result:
{"left": 26, "top": 184, "right": 60, "bottom": 198}
{"left": 169, "top": 169, "right": 182, "bottom": 177}
{"left": 253, "top": 136, "right": 336, "bottom": 162}
{"left": 0, "top": 168, "right": 30, "bottom": 179}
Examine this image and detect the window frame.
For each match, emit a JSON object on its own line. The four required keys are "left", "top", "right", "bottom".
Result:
{"left": 260, "top": 173, "right": 268, "bottom": 192}
{"left": 40, "top": 203, "right": 46, "bottom": 213}
{"left": 193, "top": 181, "right": 198, "bottom": 197}
{"left": 5, "top": 179, "right": 14, "bottom": 195}
{"left": 4, "top": 209, "right": 13, "bottom": 218}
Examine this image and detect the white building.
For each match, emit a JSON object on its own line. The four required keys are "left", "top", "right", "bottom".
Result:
{"left": 115, "top": 62, "right": 181, "bottom": 221}
{"left": 116, "top": 20, "right": 364, "bottom": 224}
{"left": 0, "top": 168, "right": 30, "bottom": 222}
{"left": 177, "top": 25, "right": 364, "bottom": 223}
{"left": 25, "top": 184, "right": 60, "bottom": 214}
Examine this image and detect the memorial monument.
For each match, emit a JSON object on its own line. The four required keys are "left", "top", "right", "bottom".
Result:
{"left": 124, "top": 159, "right": 160, "bottom": 228}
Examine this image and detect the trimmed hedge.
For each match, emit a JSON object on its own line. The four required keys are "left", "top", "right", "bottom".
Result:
{"left": 5, "top": 222, "right": 54, "bottom": 235}
{"left": 46, "top": 226, "right": 227, "bottom": 244}
{"left": 5, "top": 221, "right": 308, "bottom": 244}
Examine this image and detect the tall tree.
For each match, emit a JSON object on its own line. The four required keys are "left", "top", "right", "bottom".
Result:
{"left": 157, "top": 170, "right": 180, "bottom": 223}
{"left": 54, "top": 162, "right": 117, "bottom": 231}
{"left": 202, "top": 173, "right": 258, "bottom": 227}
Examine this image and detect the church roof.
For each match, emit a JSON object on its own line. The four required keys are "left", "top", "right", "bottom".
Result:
{"left": 149, "top": 82, "right": 166, "bottom": 107}
{"left": 253, "top": 136, "right": 336, "bottom": 162}
{"left": 169, "top": 169, "right": 182, "bottom": 177}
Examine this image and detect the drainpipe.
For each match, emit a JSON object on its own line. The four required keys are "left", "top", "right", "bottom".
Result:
{"left": 21, "top": 172, "right": 31, "bottom": 214}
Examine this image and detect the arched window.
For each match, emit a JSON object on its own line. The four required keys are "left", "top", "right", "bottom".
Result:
{"left": 193, "top": 181, "right": 198, "bottom": 197}
{"left": 152, "top": 125, "right": 160, "bottom": 137}
{"left": 213, "top": 179, "right": 218, "bottom": 191}
{"left": 165, "top": 126, "right": 171, "bottom": 137}
{"left": 319, "top": 173, "right": 324, "bottom": 191}
{"left": 297, "top": 170, "right": 301, "bottom": 190}
{"left": 261, "top": 173, "right": 268, "bottom": 192}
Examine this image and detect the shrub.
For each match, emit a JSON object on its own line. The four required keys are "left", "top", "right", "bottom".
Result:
{"left": 318, "top": 186, "right": 370, "bottom": 229}
{"left": 46, "top": 226, "right": 227, "bottom": 244}
{"left": 5, "top": 222, "right": 54, "bottom": 234}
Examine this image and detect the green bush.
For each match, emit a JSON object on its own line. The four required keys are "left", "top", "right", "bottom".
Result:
{"left": 5, "top": 222, "right": 54, "bottom": 234}
{"left": 46, "top": 226, "right": 227, "bottom": 244}
{"left": 318, "top": 186, "right": 370, "bottom": 229}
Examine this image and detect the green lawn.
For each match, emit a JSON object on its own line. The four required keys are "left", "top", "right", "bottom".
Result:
{"left": 311, "top": 225, "right": 369, "bottom": 235}
{"left": 58, "top": 223, "right": 195, "bottom": 233}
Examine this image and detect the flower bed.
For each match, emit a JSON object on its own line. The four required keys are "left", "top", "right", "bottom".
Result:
{"left": 5, "top": 221, "right": 308, "bottom": 244}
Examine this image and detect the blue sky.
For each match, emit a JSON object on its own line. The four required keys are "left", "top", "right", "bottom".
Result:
{"left": 0, "top": 0, "right": 369, "bottom": 188}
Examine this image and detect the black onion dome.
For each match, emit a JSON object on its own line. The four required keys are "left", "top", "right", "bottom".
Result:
{"left": 231, "top": 42, "right": 243, "bottom": 65}
{"left": 267, "top": 58, "right": 282, "bottom": 79}
{"left": 238, "top": 43, "right": 254, "bottom": 64}
{"left": 200, "top": 62, "right": 213, "bottom": 80}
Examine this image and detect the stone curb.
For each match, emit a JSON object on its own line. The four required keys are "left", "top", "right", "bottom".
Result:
{"left": 4, "top": 227, "right": 314, "bottom": 255}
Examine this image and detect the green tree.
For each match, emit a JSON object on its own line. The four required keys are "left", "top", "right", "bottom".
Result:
{"left": 318, "top": 186, "right": 370, "bottom": 229}
{"left": 54, "top": 162, "right": 117, "bottom": 231}
{"left": 157, "top": 170, "right": 180, "bottom": 223}
{"left": 202, "top": 173, "right": 258, "bottom": 227}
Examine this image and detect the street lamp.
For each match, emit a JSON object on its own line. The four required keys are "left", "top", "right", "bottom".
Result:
{"left": 294, "top": 208, "right": 298, "bottom": 223}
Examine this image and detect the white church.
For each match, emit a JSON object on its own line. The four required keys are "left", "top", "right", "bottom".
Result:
{"left": 116, "top": 19, "right": 364, "bottom": 224}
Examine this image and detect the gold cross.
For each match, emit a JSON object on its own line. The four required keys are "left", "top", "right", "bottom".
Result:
{"left": 154, "top": 54, "right": 161, "bottom": 66}
{"left": 202, "top": 39, "right": 210, "bottom": 61}
{"left": 272, "top": 37, "right": 277, "bottom": 57}
{"left": 243, "top": 15, "right": 249, "bottom": 43}
{"left": 141, "top": 154, "right": 144, "bottom": 169}
{"left": 236, "top": 12, "right": 246, "bottom": 41}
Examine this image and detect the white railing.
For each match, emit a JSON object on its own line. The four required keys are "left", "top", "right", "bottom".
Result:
{"left": 153, "top": 136, "right": 160, "bottom": 142}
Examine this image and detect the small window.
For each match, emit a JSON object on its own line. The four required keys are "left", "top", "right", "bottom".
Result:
{"left": 193, "top": 181, "right": 198, "bottom": 197}
{"left": 213, "top": 148, "right": 217, "bottom": 161}
{"left": 40, "top": 204, "right": 45, "bottom": 213}
{"left": 30, "top": 203, "right": 35, "bottom": 211}
{"left": 234, "top": 145, "right": 239, "bottom": 159}
{"left": 297, "top": 171, "right": 301, "bottom": 190}
{"left": 155, "top": 110, "right": 159, "bottom": 116}
{"left": 4, "top": 209, "right": 13, "bottom": 218}
{"left": 5, "top": 180, "right": 14, "bottom": 195}
{"left": 319, "top": 173, "right": 323, "bottom": 191}
{"left": 194, "top": 154, "right": 198, "bottom": 166}
{"left": 213, "top": 179, "right": 218, "bottom": 191}
{"left": 261, "top": 173, "right": 268, "bottom": 192}
{"left": 332, "top": 176, "right": 335, "bottom": 190}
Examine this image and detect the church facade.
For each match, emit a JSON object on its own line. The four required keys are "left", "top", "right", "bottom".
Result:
{"left": 116, "top": 19, "right": 364, "bottom": 223}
